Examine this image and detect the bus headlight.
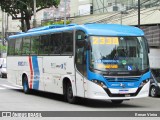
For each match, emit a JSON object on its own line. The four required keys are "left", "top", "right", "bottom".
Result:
{"left": 91, "top": 80, "right": 107, "bottom": 88}
{"left": 139, "top": 79, "right": 149, "bottom": 87}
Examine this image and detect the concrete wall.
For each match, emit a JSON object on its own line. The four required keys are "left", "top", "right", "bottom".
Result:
{"left": 149, "top": 48, "right": 160, "bottom": 69}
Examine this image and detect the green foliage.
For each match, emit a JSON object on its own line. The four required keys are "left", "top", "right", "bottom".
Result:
{"left": 0, "top": 0, "right": 60, "bottom": 16}
{"left": 0, "top": 0, "right": 60, "bottom": 31}
{"left": 0, "top": 45, "right": 7, "bottom": 52}
{"left": 42, "top": 20, "right": 71, "bottom": 26}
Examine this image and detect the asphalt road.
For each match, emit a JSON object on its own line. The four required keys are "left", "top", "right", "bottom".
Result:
{"left": 0, "top": 78, "right": 160, "bottom": 119}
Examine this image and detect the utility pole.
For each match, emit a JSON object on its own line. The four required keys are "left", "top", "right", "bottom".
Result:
{"left": 103, "top": 0, "right": 104, "bottom": 13}
{"left": 33, "top": 0, "right": 37, "bottom": 27}
{"left": 138, "top": 0, "right": 140, "bottom": 28}
{"left": 64, "top": 0, "right": 66, "bottom": 25}
{"left": 2, "top": 10, "right": 5, "bottom": 41}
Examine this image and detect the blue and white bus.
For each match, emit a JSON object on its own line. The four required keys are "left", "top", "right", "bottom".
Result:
{"left": 7, "top": 23, "right": 150, "bottom": 104}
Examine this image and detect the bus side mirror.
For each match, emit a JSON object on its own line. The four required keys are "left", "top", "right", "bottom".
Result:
{"left": 148, "top": 47, "right": 150, "bottom": 53}
{"left": 85, "top": 41, "right": 91, "bottom": 50}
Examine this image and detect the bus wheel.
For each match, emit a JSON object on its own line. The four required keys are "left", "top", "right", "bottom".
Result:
{"left": 150, "top": 86, "right": 157, "bottom": 97}
{"left": 23, "top": 76, "right": 30, "bottom": 94}
{"left": 66, "top": 82, "right": 76, "bottom": 104}
{"left": 111, "top": 100, "right": 123, "bottom": 104}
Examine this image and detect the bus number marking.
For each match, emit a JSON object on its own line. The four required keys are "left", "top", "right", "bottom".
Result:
{"left": 92, "top": 37, "right": 119, "bottom": 45}
{"left": 93, "top": 37, "right": 98, "bottom": 44}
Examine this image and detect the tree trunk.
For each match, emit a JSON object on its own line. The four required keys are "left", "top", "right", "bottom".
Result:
{"left": 21, "top": 11, "right": 25, "bottom": 32}
{"left": 25, "top": 13, "right": 30, "bottom": 31}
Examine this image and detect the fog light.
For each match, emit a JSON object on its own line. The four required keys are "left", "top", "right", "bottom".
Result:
{"left": 91, "top": 80, "right": 107, "bottom": 88}
{"left": 140, "top": 79, "right": 149, "bottom": 87}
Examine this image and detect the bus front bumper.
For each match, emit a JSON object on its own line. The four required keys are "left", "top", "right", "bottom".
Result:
{"left": 85, "top": 80, "right": 150, "bottom": 100}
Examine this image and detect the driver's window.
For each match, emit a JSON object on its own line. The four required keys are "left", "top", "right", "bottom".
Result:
{"left": 75, "top": 30, "right": 86, "bottom": 76}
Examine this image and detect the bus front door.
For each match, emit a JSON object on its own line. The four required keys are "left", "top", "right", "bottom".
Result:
{"left": 75, "top": 47, "right": 86, "bottom": 97}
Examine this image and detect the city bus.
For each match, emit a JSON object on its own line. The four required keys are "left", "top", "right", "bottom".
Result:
{"left": 7, "top": 23, "right": 150, "bottom": 104}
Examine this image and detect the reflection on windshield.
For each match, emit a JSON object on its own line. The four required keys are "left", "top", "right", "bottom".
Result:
{"left": 90, "top": 36, "right": 149, "bottom": 72}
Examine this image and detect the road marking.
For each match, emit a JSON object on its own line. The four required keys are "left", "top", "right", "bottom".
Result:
{"left": 1, "top": 84, "right": 22, "bottom": 89}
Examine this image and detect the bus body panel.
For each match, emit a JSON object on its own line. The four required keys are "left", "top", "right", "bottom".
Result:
{"left": 7, "top": 56, "right": 77, "bottom": 95}
{"left": 75, "top": 71, "right": 85, "bottom": 97}
{"left": 42, "top": 56, "right": 75, "bottom": 94}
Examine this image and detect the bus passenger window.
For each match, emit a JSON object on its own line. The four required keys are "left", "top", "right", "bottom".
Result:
{"left": 39, "top": 35, "right": 50, "bottom": 55}
{"left": 15, "top": 38, "right": 22, "bottom": 55}
{"left": 50, "top": 33, "right": 62, "bottom": 55}
{"left": 8, "top": 39, "right": 15, "bottom": 56}
{"left": 22, "top": 37, "right": 31, "bottom": 55}
{"left": 62, "top": 31, "right": 73, "bottom": 55}
{"left": 30, "top": 36, "right": 39, "bottom": 55}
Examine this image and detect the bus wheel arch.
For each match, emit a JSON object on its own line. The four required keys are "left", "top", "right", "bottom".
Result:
{"left": 22, "top": 74, "right": 30, "bottom": 94}
{"left": 63, "top": 77, "right": 76, "bottom": 104}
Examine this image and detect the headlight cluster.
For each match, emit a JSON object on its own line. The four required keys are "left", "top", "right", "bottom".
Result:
{"left": 139, "top": 79, "right": 149, "bottom": 87}
{"left": 91, "top": 80, "right": 107, "bottom": 88}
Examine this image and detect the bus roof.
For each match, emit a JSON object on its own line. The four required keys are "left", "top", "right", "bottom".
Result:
{"left": 8, "top": 23, "right": 144, "bottom": 39}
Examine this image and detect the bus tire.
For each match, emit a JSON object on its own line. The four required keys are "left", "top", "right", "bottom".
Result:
{"left": 66, "top": 82, "right": 76, "bottom": 104}
{"left": 23, "top": 76, "right": 30, "bottom": 94}
{"left": 111, "top": 100, "right": 123, "bottom": 104}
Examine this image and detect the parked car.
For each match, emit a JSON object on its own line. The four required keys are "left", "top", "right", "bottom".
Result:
{"left": 149, "top": 69, "right": 160, "bottom": 97}
{"left": 0, "top": 59, "right": 7, "bottom": 78}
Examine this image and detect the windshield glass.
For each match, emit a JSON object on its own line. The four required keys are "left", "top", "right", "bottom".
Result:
{"left": 90, "top": 36, "right": 149, "bottom": 72}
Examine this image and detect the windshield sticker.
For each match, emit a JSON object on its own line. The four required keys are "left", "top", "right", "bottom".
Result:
{"left": 95, "top": 60, "right": 119, "bottom": 63}
{"left": 127, "top": 66, "right": 132, "bottom": 71}
{"left": 98, "top": 64, "right": 118, "bottom": 69}
{"left": 122, "top": 60, "right": 127, "bottom": 65}
{"left": 92, "top": 37, "right": 119, "bottom": 45}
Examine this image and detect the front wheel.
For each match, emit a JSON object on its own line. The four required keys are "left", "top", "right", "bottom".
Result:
{"left": 23, "top": 76, "right": 30, "bottom": 94}
{"left": 66, "top": 82, "right": 76, "bottom": 104}
{"left": 111, "top": 100, "right": 123, "bottom": 104}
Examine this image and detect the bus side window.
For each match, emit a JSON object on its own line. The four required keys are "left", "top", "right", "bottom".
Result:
{"left": 30, "top": 36, "right": 39, "bottom": 55}
{"left": 62, "top": 31, "right": 73, "bottom": 55}
{"left": 50, "top": 33, "right": 62, "bottom": 55}
{"left": 39, "top": 35, "right": 50, "bottom": 55}
{"left": 8, "top": 39, "right": 15, "bottom": 56}
{"left": 22, "top": 37, "right": 31, "bottom": 55}
{"left": 15, "top": 38, "right": 22, "bottom": 55}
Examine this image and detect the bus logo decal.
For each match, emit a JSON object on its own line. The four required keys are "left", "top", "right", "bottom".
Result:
{"left": 29, "top": 56, "right": 33, "bottom": 89}
{"left": 120, "top": 83, "right": 126, "bottom": 88}
{"left": 32, "top": 56, "right": 40, "bottom": 90}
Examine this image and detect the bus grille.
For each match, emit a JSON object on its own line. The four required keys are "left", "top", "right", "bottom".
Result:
{"left": 105, "top": 77, "right": 140, "bottom": 82}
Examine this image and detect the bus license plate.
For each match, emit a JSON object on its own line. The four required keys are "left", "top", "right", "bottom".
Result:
{"left": 119, "top": 90, "right": 129, "bottom": 94}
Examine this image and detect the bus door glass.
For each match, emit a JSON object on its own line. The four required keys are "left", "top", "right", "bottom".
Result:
{"left": 75, "top": 30, "right": 87, "bottom": 97}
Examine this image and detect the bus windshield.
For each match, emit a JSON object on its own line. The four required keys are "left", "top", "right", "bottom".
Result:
{"left": 90, "top": 36, "right": 149, "bottom": 73}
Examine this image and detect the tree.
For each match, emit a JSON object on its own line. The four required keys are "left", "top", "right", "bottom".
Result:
{"left": 0, "top": 0, "right": 60, "bottom": 32}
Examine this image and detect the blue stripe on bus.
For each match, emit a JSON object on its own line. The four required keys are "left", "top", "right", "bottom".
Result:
{"left": 32, "top": 56, "right": 40, "bottom": 90}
